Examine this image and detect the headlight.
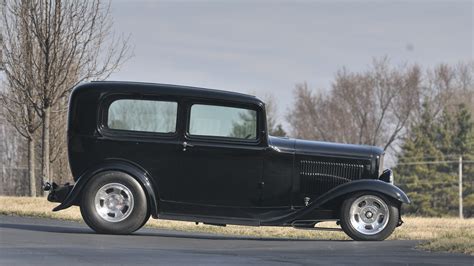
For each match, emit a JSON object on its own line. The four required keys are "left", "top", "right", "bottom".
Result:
{"left": 379, "top": 169, "right": 394, "bottom": 184}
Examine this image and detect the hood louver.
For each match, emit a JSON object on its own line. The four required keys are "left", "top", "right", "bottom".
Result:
{"left": 300, "top": 160, "right": 365, "bottom": 196}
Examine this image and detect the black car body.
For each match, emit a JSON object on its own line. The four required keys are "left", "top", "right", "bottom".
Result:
{"left": 46, "top": 81, "right": 409, "bottom": 240}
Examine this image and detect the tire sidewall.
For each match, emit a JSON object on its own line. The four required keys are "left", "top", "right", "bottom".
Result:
{"left": 340, "top": 191, "right": 399, "bottom": 241}
{"left": 80, "top": 171, "right": 148, "bottom": 234}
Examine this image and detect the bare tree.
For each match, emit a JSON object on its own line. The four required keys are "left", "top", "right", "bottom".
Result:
{"left": 285, "top": 83, "right": 324, "bottom": 140}
{"left": 0, "top": 32, "right": 3, "bottom": 71}
{"left": 264, "top": 94, "right": 287, "bottom": 137}
{"left": 1, "top": 91, "right": 41, "bottom": 196}
{"left": 49, "top": 96, "right": 69, "bottom": 184}
{"left": 287, "top": 58, "right": 422, "bottom": 150}
{"left": 0, "top": 0, "right": 3, "bottom": 71}
{"left": 1, "top": 97, "right": 32, "bottom": 196}
{"left": 420, "top": 62, "right": 474, "bottom": 120}
{"left": 1, "top": 0, "right": 131, "bottom": 186}
{"left": 1, "top": 0, "right": 42, "bottom": 196}
{"left": 456, "top": 62, "right": 474, "bottom": 115}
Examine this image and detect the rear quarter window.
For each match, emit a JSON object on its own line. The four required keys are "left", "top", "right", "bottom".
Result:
{"left": 107, "top": 99, "right": 177, "bottom": 133}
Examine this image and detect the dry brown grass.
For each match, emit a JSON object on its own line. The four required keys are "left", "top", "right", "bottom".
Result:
{"left": 1, "top": 196, "right": 472, "bottom": 255}
{"left": 418, "top": 230, "right": 474, "bottom": 255}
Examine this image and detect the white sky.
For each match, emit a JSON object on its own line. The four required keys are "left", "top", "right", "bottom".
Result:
{"left": 109, "top": 0, "right": 473, "bottom": 123}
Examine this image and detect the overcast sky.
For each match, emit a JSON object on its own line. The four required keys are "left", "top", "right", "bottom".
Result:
{"left": 109, "top": 0, "right": 473, "bottom": 122}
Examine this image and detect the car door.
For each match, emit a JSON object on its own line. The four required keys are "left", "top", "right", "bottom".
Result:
{"left": 171, "top": 100, "right": 265, "bottom": 207}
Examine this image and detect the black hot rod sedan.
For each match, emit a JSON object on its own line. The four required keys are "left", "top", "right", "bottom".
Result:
{"left": 45, "top": 81, "right": 409, "bottom": 241}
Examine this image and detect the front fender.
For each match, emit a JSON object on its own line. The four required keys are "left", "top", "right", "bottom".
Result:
{"left": 292, "top": 180, "right": 410, "bottom": 222}
{"left": 312, "top": 179, "right": 411, "bottom": 207}
{"left": 262, "top": 179, "right": 409, "bottom": 225}
{"left": 52, "top": 160, "right": 159, "bottom": 218}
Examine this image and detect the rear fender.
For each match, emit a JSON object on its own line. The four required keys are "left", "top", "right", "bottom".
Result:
{"left": 52, "top": 160, "right": 159, "bottom": 218}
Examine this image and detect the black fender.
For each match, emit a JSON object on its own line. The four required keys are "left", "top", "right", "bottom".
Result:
{"left": 294, "top": 180, "right": 410, "bottom": 221}
{"left": 312, "top": 179, "right": 410, "bottom": 207}
{"left": 263, "top": 179, "right": 409, "bottom": 225}
{"left": 52, "top": 160, "right": 159, "bottom": 218}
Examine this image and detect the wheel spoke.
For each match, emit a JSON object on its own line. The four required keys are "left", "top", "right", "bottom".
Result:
{"left": 369, "top": 199, "right": 378, "bottom": 209}
{"left": 122, "top": 197, "right": 130, "bottom": 207}
{"left": 98, "top": 207, "right": 109, "bottom": 217}
{"left": 97, "top": 190, "right": 108, "bottom": 200}
{"left": 111, "top": 187, "right": 121, "bottom": 195}
{"left": 113, "top": 209, "right": 123, "bottom": 219}
{"left": 352, "top": 206, "right": 362, "bottom": 215}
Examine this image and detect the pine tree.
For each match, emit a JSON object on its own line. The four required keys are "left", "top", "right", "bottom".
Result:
{"left": 397, "top": 103, "right": 442, "bottom": 215}
{"left": 397, "top": 103, "right": 453, "bottom": 216}
{"left": 452, "top": 104, "right": 474, "bottom": 217}
{"left": 396, "top": 103, "right": 474, "bottom": 217}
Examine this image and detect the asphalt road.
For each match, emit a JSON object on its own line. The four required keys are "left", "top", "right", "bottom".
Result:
{"left": 0, "top": 215, "right": 472, "bottom": 265}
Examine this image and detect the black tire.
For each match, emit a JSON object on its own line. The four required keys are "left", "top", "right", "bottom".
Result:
{"left": 340, "top": 192, "right": 399, "bottom": 241}
{"left": 80, "top": 171, "right": 149, "bottom": 234}
{"left": 139, "top": 209, "right": 151, "bottom": 229}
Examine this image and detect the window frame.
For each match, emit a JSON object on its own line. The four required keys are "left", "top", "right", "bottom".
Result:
{"left": 99, "top": 94, "right": 180, "bottom": 139}
{"left": 185, "top": 101, "right": 262, "bottom": 144}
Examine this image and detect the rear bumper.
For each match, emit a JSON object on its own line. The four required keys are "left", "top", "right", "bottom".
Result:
{"left": 43, "top": 182, "right": 73, "bottom": 203}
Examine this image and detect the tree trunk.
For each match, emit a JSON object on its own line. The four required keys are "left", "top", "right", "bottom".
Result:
{"left": 28, "top": 136, "right": 36, "bottom": 197}
{"left": 41, "top": 107, "right": 51, "bottom": 187}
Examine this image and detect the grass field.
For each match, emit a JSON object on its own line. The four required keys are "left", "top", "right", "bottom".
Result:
{"left": 0, "top": 196, "right": 472, "bottom": 255}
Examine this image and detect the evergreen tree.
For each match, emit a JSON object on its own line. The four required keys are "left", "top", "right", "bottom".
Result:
{"left": 396, "top": 103, "right": 474, "bottom": 217}
{"left": 453, "top": 104, "right": 474, "bottom": 217}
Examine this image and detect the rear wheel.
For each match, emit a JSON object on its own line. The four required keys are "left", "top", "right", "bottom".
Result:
{"left": 340, "top": 192, "right": 398, "bottom": 241}
{"left": 80, "top": 171, "right": 149, "bottom": 234}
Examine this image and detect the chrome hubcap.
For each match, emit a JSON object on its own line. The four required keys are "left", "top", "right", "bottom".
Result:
{"left": 349, "top": 195, "right": 389, "bottom": 235}
{"left": 94, "top": 183, "right": 134, "bottom": 222}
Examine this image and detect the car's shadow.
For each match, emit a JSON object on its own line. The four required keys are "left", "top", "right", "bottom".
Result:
{"left": 0, "top": 222, "right": 346, "bottom": 242}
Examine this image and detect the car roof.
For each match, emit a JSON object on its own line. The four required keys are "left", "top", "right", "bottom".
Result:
{"left": 73, "top": 81, "right": 263, "bottom": 105}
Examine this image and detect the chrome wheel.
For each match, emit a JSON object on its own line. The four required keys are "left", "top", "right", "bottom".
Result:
{"left": 94, "top": 183, "right": 134, "bottom": 223}
{"left": 349, "top": 195, "right": 389, "bottom": 235}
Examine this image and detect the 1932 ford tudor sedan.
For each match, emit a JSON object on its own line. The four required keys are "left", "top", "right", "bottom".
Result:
{"left": 45, "top": 81, "right": 409, "bottom": 241}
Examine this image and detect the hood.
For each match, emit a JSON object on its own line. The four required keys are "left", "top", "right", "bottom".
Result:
{"left": 268, "top": 136, "right": 383, "bottom": 159}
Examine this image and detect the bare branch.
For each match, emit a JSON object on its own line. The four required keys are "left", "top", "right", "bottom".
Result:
{"left": 1, "top": 0, "right": 132, "bottom": 183}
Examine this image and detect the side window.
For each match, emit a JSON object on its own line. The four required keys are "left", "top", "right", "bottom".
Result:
{"left": 189, "top": 104, "right": 257, "bottom": 140}
{"left": 107, "top": 99, "right": 177, "bottom": 133}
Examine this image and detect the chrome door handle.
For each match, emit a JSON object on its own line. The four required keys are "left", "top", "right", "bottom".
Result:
{"left": 182, "top": 141, "right": 194, "bottom": 151}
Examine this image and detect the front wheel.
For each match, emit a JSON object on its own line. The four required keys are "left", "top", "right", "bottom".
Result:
{"left": 80, "top": 171, "right": 149, "bottom": 234}
{"left": 340, "top": 192, "right": 399, "bottom": 241}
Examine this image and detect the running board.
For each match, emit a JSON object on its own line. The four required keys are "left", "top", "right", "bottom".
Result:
{"left": 159, "top": 213, "right": 260, "bottom": 226}
{"left": 291, "top": 219, "right": 342, "bottom": 231}
{"left": 294, "top": 226, "right": 342, "bottom": 232}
